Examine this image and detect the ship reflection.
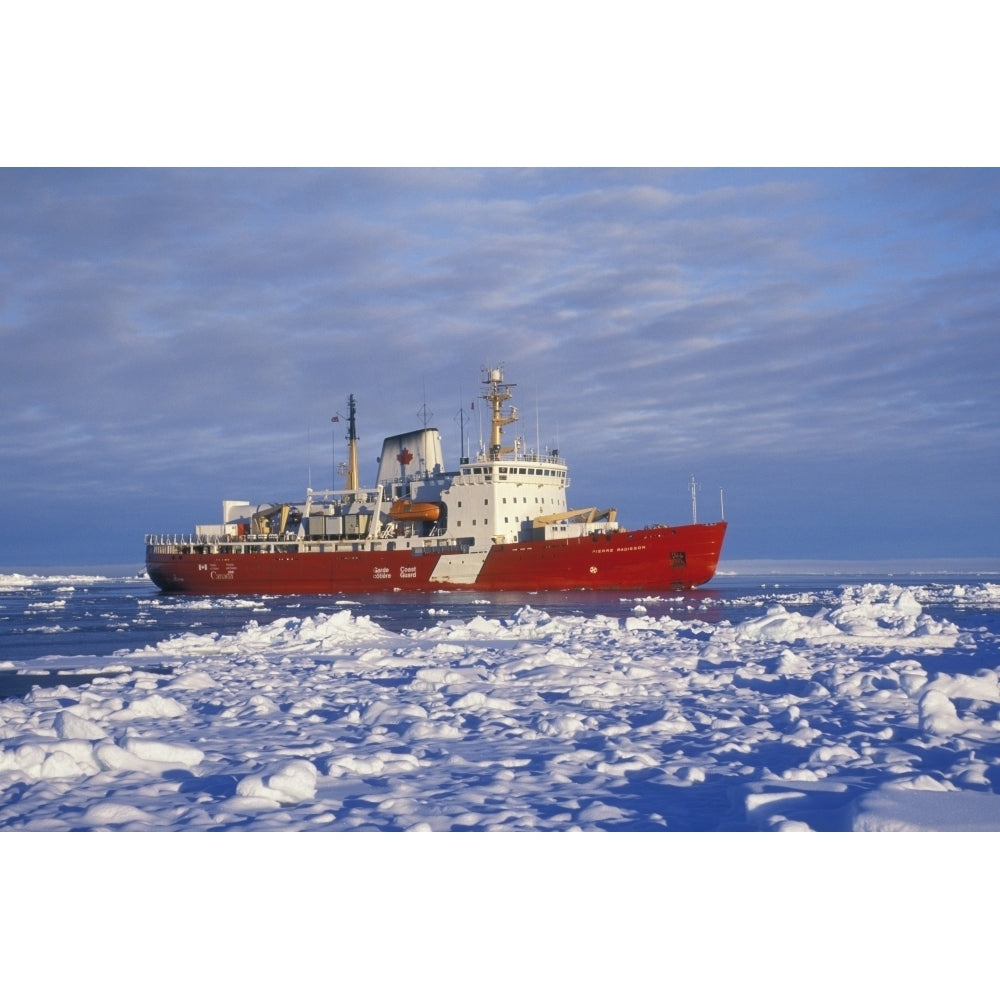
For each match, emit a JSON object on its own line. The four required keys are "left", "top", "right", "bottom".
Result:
{"left": 371, "top": 586, "right": 728, "bottom": 627}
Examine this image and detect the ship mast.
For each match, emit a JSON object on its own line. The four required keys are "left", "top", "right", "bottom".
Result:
{"left": 483, "top": 365, "right": 518, "bottom": 460}
{"left": 345, "top": 393, "right": 360, "bottom": 492}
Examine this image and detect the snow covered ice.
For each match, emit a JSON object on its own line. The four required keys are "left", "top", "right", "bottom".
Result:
{"left": 4, "top": 576, "right": 1000, "bottom": 831}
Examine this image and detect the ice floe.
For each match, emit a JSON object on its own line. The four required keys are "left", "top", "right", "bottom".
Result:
{"left": 2, "top": 583, "right": 999, "bottom": 833}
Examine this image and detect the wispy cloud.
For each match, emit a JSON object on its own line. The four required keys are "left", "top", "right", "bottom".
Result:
{"left": 2, "top": 168, "right": 998, "bottom": 564}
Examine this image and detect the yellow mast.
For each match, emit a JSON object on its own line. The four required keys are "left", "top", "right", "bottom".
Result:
{"left": 345, "top": 393, "right": 360, "bottom": 492}
{"left": 483, "top": 366, "right": 518, "bottom": 460}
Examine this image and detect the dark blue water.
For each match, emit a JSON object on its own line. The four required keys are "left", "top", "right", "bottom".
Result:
{"left": 3, "top": 571, "right": 999, "bottom": 701}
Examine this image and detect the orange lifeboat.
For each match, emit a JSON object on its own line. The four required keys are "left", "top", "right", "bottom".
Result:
{"left": 390, "top": 500, "right": 441, "bottom": 522}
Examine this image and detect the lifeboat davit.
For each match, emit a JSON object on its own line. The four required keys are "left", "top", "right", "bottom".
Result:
{"left": 390, "top": 500, "right": 441, "bottom": 522}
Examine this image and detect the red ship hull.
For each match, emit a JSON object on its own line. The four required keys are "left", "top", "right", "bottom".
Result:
{"left": 146, "top": 521, "right": 726, "bottom": 596}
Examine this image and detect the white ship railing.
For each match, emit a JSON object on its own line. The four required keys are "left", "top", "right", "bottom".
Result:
{"left": 145, "top": 532, "right": 301, "bottom": 547}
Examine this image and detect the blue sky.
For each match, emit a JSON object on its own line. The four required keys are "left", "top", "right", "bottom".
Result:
{"left": 2, "top": 168, "right": 998, "bottom": 567}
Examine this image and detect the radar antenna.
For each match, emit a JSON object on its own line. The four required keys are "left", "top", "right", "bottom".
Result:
{"left": 481, "top": 365, "right": 518, "bottom": 460}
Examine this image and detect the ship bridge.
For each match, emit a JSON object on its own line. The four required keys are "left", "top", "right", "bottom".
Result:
{"left": 458, "top": 451, "right": 569, "bottom": 486}
{"left": 441, "top": 445, "right": 596, "bottom": 546}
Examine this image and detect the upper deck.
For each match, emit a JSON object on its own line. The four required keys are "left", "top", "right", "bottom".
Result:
{"left": 456, "top": 452, "right": 569, "bottom": 486}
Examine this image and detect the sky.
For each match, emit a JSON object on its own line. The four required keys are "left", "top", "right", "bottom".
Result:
{"left": 2, "top": 5, "right": 998, "bottom": 569}
{"left": 2, "top": 167, "right": 999, "bottom": 568}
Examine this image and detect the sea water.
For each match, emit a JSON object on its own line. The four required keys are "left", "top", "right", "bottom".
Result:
{"left": 4, "top": 568, "right": 1000, "bottom": 695}
{"left": 3, "top": 565, "right": 1000, "bottom": 831}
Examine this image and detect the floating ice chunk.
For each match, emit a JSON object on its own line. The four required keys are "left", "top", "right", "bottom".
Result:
{"left": 54, "top": 710, "right": 106, "bottom": 740}
{"left": 745, "top": 789, "right": 809, "bottom": 822}
{"left": 919, "top": 689, "right": 966, "bottom": 737}
{"left": 80, "top": 802, "right": 156, "bottom": 827}
{"left": 780, "top": 768, "right": 821, "bottom": 782}
{"left": 236, "top": 759, "right": 317, "bottom": 804}
{"left": 326, "top": 753, "right": 385, "bottom": 776}
{"left": 953, "top": 759, "right": 991, "bottom": 788}
{"left": 737, "top": 605, "right": 841, "bottom": 642}
{"left": 289, "top": 695, "right": 326, "bottom": 717}
{"left": 164, "top": 671, "right": 218, "bottom": 691}
{"left": 780, "top": 718, "right": 823, "bottom": 746}
{"left": 95, "top": 743, "right": 187, "bottom": 776}
{"left": 922, "top": 672, "right": 1000, "bottom": 704}
{"left": 510, "top": 606, "right": 553, "bottom": 628}
{"left": 578, "top": 801, "right": 628, "bottom": 823}
{"left": 403, "top": 719, "right": 464, "bottom": 740}
{"left": 886, "top": 774, "right": 954, "bottom": 792}
{"left": 48, "top": 740, "right": 101, "bottom": 768}
{"left": 675, "top": 765, "right": 706, "bottom": 783}
{"left": 325, "top": 751, "right": 421, "bottom": 777}
{"left": 538, "top": 713, "right": 589, "bottom": 737}
{"left": 769, "top": 818, "right": 815, "bottom": 832}
{"left": 122, "top": 738, "right": 204, "bottom": 768}
{"left": 40, "top": 749, "right": 91, "bottom": 778}
{"left": 893, "top": 589, "right": 923, "bottom": 617}
{"left": 735, "top": 586, "right": 960, "bottom": 649}
{"left": 643, "top": 713, "right": 695, "bottom": 735}
{"left": 3, "top": 741, "right": 101, "bottom": 780}
{"left": 411, "top": 665, "right": 471, "bottom": 686}
{"left": 361, "top": 700, "right": 429, "bottom": 725}
{"left": 773, "top": 649, "right": 812, "bottom": 676}
{"left": 896, "top": 660, "right": 929, "bottom": 695}
{"left": 0, "top": 743, "right": 46, "bottom": 777}
{"left": 809, "top": 743, "right": 861, "bottom": 764}
{"left": 110, "top": 694, "right": 186, "bottom": 721}
{"left": 596, "top": 752, "right": 660, "bottom": 777}
{"left": 451, "top": 691, "right": 518, "bottom": 712}
{"left": 245, "top": 694, "right": 280, "bottom": 716}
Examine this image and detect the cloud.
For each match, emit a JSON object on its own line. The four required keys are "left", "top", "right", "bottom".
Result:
{"left": 2, "top": 168, "right": 999, "bottom": 564}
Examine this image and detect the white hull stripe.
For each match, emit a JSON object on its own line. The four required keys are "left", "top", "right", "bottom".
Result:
{"left": 428, "top": 550, "right": 490, "bottom": 584}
